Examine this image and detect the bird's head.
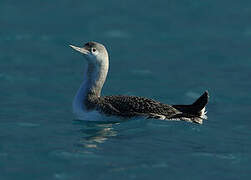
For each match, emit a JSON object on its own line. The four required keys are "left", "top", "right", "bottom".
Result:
{"left": 69, "top": 41, "right": 108, "bottom": 65}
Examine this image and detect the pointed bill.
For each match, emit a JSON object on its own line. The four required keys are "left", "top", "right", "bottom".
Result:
{"left": 69, "top": 45, "right": 89, "bottom": 54}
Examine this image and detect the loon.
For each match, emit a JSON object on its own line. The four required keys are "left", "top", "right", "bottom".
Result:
{"left": 69, "top": 41, "right": 209, "bottom": 124}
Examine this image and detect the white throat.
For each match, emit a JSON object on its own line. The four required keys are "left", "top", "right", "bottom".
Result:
{"left": 73, "top": 59, "right": 109, "bottom": 115}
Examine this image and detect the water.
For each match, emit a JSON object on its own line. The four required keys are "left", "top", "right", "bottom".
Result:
{"left": 1, "top": 0, "right": 251, "bottom": 179}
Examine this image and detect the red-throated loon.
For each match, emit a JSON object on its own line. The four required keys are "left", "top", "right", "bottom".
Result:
{"left": 69, "top": 41, "right": 209, "bottom": 124}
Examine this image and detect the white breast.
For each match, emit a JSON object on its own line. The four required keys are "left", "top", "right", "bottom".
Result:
{"left": 73, "top": 109, "right": 124, "bottom": 122}
{"left": 73, "top": 110, "right": 103, "bottom": 121}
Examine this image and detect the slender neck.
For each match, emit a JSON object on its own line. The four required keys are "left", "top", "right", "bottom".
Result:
{"left": 84, "top": 62, "right": 108, "bottom": 97}
{"left": 73, "top": 60, "right": 109, "bottom": 111}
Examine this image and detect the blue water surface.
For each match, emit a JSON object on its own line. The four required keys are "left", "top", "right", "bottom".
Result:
{"left": 1, "top": 0, "right": 251, "bottom": 179}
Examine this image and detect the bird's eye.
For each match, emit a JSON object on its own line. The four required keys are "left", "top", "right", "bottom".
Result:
{"left": 92, "top": 48, "right": 96, "bottom": 53}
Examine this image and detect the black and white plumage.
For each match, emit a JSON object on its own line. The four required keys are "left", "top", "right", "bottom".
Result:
{"left": 69, "top": 41, "right": 209, "bottom": 124}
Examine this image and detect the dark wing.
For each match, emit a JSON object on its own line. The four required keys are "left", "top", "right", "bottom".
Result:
{"left": 96, "top": 95, "right": 181, "bottom": 118}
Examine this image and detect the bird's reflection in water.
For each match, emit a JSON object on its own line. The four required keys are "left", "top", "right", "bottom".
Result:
{"left": 73, "top": 120, "right": 119, "bottom": 149}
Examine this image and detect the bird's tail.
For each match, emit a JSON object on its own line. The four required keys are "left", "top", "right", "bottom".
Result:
{"left": 172, "top": 91, "right": 209, "bottom": 124}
